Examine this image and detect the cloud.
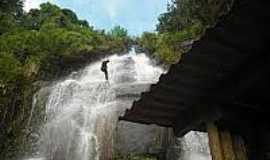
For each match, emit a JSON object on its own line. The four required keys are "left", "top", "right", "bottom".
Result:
{"left": 24, "top": 0, "right": 54, "bottom": 11}
{"left": 105, "top": 0, "right": 121, "bottom": 19}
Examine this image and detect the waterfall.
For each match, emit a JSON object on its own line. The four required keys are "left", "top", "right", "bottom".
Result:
{"left": 179, "top": 131, "right": 211, "bottom": 160}
{"left": 25, "top": 50, "right": 164, "bottom": 160}
{"left": 24, "top": 49, "right": 212, "bottom": 160}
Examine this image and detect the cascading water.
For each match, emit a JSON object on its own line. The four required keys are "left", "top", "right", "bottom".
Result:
{"left": 25, "top": 49, "right": 212, "bottom": 160}
{"left": 26, "top": 50, "right": 164, "bottom": 160}
{"left": 179, "top": 131, "right": 211, "bottom": 160}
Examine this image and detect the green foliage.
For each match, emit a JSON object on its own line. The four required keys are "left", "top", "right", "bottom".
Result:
{"left": 0, "top": 14, "right": 18, "bottom": 34}
{"left": 106, "top": 25, "right": 131, "bottom": 53}
{"left": 139, "top": 32, "right": 158, "bottom": 54}
{"left": 0, "top": 2, "right": 129, "bottom": 79}
{"left": 109, "top": 25, "right": 128, "bottom": 38}
{"left": 138, "top": 0, "right": 233, "bottom": 64}
{"left": 0, "top": 0, "right": 23, "bottom": 15}
{"left": 138, "top": 23, "right": 203, "bottom": 64}
{"left": 157, "top": 0, "right": 233, "bottom": 33}
{"left": 0, "top": 52, "right": 22, "bottom": 83}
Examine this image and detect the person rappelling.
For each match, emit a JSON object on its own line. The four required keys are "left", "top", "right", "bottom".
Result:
{"left": 101, "top": 59, "right": 110, "bottom": 81}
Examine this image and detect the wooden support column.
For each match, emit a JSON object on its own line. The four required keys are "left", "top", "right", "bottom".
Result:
{"left": 207, "top": 123, "right": 224, "bottom": 160}
{"left": 207, "top": 122, "right": 248, "bottom": 160}
{"left": 220, "top": 130, "right": 236, "bottom": 160}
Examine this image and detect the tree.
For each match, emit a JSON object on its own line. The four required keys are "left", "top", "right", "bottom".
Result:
{"left": 142, "top": 0, "right": 234, "bottom": 64}
{"left": 0, "top": 0, "right": 23, "bottom": 34}
{"left": 0, "top": 0, "right": 23, "bottom": 15}
{"left": 109, "top": 25, "right": 128, "bottom": 38}
{"left": 139, "top": 32, "right": 158, "bottom": 54}
{"left": 157, "top": 0, "right": 233, "bottom": 33}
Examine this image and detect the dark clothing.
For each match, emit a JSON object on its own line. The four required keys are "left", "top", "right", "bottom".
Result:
{"left": 104, "top": 70, "right": 108, "bottom": 80}
{"left": 101, "top": 60, "right": 110, "bottom": 80}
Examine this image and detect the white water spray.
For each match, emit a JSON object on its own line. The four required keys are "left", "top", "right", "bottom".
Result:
{"left": 179, "top": 131, "right": 211, "bottom": 160}
{"left": 26, "top": 50, "right": 163, "bottom": 160}
{"left": 25, "top": 49, "right": 211, "bottom": 160}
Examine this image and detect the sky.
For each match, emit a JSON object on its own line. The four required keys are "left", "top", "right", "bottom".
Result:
{"left": 24, "top": 0, "right": 168, "bottom": 36}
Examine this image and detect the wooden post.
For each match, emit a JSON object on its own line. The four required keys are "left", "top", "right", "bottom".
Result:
{"left": 207, "top": 123, "right": 224, "bottom": 160}
{"left": 220, "top": 130, "right": 236, "bottom": 160}
{"left": 207, "top": 122, "right": 248, "bottom": 160}
{"left": 233, "top": 135, "right": 248, "bottom": 160}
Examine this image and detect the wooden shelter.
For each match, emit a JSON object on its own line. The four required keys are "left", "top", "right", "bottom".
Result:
{"left": 120, "top": 0, "right": 270, "bottom": 159}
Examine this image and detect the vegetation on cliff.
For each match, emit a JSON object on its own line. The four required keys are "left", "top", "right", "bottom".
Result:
{"left": 0, "top": 1, "right": 130, "bottom": 158}
{"left": 137, "top": 0, "right": 233, "bottom": 64}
